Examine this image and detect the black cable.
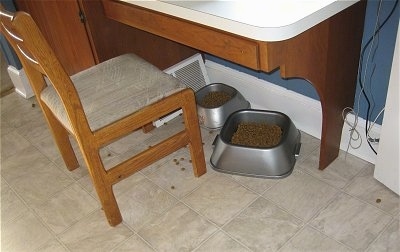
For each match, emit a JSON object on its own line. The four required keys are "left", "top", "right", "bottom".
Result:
{"left": 358, "top": 0, "right": 399, "bottom": 154}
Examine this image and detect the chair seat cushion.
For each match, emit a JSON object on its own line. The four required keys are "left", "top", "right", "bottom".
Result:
{"left": 41, "top": 54, "right": 184, "bottom": 132}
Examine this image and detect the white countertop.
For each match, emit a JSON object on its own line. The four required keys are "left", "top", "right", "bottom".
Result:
{"left": 118, "top": 0, "right": 359, "bottom": 41}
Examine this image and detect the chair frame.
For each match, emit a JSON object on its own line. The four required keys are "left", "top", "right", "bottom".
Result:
{"left": 1, "top": 8, "right": 206, "bottom": 226}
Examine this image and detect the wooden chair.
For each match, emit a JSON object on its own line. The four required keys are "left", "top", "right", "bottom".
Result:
{"left": 0, "top": 8, "right": 206, "bottom": 226}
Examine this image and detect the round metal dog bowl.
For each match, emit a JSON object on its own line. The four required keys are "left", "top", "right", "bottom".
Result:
{"left": 195, "top": 83, "right": 250, "bottom": 130}
{"left": 210, "top": 109, "right": 301, "bottom": 178}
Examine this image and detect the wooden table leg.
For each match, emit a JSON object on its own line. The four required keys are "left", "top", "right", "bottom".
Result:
{"left": 261, "top": 0, "right": 367, "bottom": 169}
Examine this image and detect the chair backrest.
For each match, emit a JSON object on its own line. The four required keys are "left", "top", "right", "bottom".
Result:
{"left": 0, "top": 7, "right": 91, "bottom": 136}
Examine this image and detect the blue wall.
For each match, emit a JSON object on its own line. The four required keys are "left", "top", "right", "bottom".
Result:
{"left": 206, "top": 0, "right": 399, "bottom": 124}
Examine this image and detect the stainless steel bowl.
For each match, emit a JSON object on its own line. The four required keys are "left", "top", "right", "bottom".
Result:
{"left": 195, "top": 83, "right": 250, "bottom": 130}
{"left": 210, "top": 109, "right": 301, "bottom": 178}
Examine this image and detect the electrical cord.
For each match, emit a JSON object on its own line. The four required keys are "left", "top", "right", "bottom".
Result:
{"left": 367, "top": 106, "right": 385, "bottom": 143}
{"left": 345, "top": 0, "right": 399, "bottom": 155}
{"left": 342, "top": 107, "right": 362, "bottom": 153}
{"left": 360, "top": 0, "right": 398, "bottom": 154}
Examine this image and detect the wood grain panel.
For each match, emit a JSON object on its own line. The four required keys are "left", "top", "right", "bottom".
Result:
{"left": 102, "top": 0, "right": 260, "bottom": 70}
{"left": 15, "top": 0, "right": 96, "bottom": 75}
{"left": 80, "top": 0, "right": 200, "bottom": 70}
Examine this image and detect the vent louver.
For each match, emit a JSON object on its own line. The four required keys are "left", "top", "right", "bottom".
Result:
{"left": 153, "top": 54, "right": 210, "bottom": 127}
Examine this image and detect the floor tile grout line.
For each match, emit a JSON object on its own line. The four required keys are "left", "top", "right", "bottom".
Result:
{"left": 179, "top": 195, "right": 256, "bottom": 252}
{"left": 189, "top": 227, "right": 224, "bottom": 252}
{"left": 2, "top": 175, "right": 73, "bottom": 251}
{"left": 140, "top": 161, "right": 216, "bottom": 201}
{"left": 305, "top": 223, "right": 356, "bottom": 251}
{"left": 304, "top": 189, "right": 394, "bottom": 251}
{"left": 261, "top": 184, "right": 343, "bottom": 227}
{"left": 364, "top": 216, "right": 398, "bottom": 251}
{"left": 7, "top": 160, "right": 106, "bottom": 249}
{"left": 53, "top": 208, "right": 110, "bottom": 251}
{"left": 191, "top": 227, "right": 254, "bottom": 252}
{"left": 0, "top": 175, "right": 33, "bottom": 224}
{"left": 275, "top": 224, "right": 308, "bottom": 252}
{"left": 295, "top": 158, "right": 395, "bottom": 217}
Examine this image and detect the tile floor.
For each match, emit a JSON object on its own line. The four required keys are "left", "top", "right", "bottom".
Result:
{"left": 0, "top": 52, "right": 14, "bottom": 96}
{"left": 1, "top": 91, "right": 399, "bottom": 252}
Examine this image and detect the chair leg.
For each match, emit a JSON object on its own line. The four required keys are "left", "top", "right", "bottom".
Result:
{"left": 181, "top": 89, "right": 207, "bottom": 177}
{"left": 41, "top": 106, "right": 79, "bottom": 171}
{"left": 95, "top": 183, "right": 122, "bottom": 226}
{"left": 83, "top": 151, "right": 123, "bottom": 226}
{"left": 142, "top": 122, "right": 155, "bottom": 133}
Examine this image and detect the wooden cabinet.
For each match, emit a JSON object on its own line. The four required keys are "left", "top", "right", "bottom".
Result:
{"left": 15, "top": 0, "right": 95, "bottom": 75}
{"left": 15, "top": 0, "right": 199, "bottom": 75}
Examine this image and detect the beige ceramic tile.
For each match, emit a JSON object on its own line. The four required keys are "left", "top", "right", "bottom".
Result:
{"left": 296, "top": 132, "right": 320, "bottom": 161}
{"left": 1, "top": 145, "right": 51, "bottom": 181}
{"left": 0, "top": 91, "right": 36, "bottom": 108}
{"left": 112, "top": 235, "right": 155, "bottom": 252}
{"left": 0, "top": 130, "right": 31, "bottom": 159}
{"left": 55, "top": 157, "right": 90, "bottom": 181}
{"left": 228, "top": 173, "right": 279, "bottom": 195}
{"left": 138, "top": 203, "right": 217, "bottom": 252}
{"left": 15, "top": 115, "right": 49, "bottom": 143}
{"left": 107, "top": 129, "right": 153, "bottom": 155}
{"left": 33, "top": 183, "right": 99, "bottom": 234}
{"left": 183, "top": 175, "right": 258, "bottom": 226}
{"left": 1, "top": 179, "right": 29, "bottom": 223}
{"left": 223, "top": 197, "right": 302, "bottom": 252}
{"left": 299, "top": 148, "right": 369, "bottom": 189}
{"left": 2, "top": 146, "right": 74, "bottom": 207}
{"left": 32, "top": 134, "right": 63, "bottom": 162}
{"left": 1, "top": 211, "right": 53, "bottom": 252}
{"left": 139, "top": 155, "right": 171, "bottom": 176}
{"left": 5, "top": 90, "right": 398, "bottom": 252}
{"left": 0, "top": 119, "right": 14, "bottom": 137}
{"left": 143, "top": 117, "right": 185, "bottom": 146}
{"left": 280, "top": 225, "right": 353, "bottom": 252}
{"left": 1, "top": 97, "right": 43, "bottom": 129}
{"left": 345, "top": 164, "right": 400, "bottom": 216}
{"left": 366, "top": 219, "right": 400, "bottom": 252}
{"left": 77, "top": 174, "right": 98, "bottom": 198}
{"left": 116, "top": 174, "right": 178, "bottom": 230}
{"left": 263, "top": 169, "right": 339, "bottom": 221}
{"left": 146, "top": 152, "right": 213, "bottom": 199}
{"left": 195, "top": 231, "right": 250, "bottom": 252}
{"left": 54, "top": 143, "right": 120, "bottom": 181}
{"left": 200, "top": 127, "right": 220, "bottom": 161}
{"left": 310, "top": 192, "right": 392, "bottom": 250}
{"left": 36, "top": 239, "right": 69, "bottom": 252}
{"left": 59, "top": 210, "right": 133, "bottom": 252}
{"left": 77, "top": 167, "right": 155, "bottom": 201}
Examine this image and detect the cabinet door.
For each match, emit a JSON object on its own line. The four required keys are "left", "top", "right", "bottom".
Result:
{"left": 15, "top": 0, "right": 95, "bottom": 75}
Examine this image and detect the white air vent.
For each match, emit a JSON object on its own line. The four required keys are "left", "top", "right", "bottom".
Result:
{"left": 153, "top": 53, "right": 210, "bottom": 127}
{"left": 164, "top": 53, "right": 210, "bottom": 90}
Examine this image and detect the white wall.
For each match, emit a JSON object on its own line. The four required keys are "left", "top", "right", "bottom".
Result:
{"left": 373, "top": 25, "right": 399, "bottom": 195}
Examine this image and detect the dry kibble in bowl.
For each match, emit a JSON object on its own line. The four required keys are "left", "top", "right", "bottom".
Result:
{"left": 231, "top": 122, "right": 282, "bottom": 148}
{"left": 199, "top": 91, "right": 232, "bottom": 108}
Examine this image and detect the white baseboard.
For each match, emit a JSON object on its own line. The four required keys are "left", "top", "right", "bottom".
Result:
{"left": 205, "top": 60, "right": 379, "bottom": 164}
{"left": 7, "top": 66, "right": 34, "bottom": 99}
